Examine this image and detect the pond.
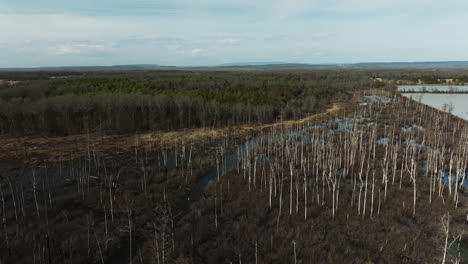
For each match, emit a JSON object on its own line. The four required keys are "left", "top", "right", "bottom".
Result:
{"left": 398, "top": 85, "right": 468, "bottom": 92}
{"left": 403, "top": 93, "right": 468, "bottom": 120}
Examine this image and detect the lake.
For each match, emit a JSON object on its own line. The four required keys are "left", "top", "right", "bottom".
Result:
{"left": 403, "top": 93, "right": 468, "bottom": 120}
{"left": 398, "top": 85, "right": 468, "bottom": 92}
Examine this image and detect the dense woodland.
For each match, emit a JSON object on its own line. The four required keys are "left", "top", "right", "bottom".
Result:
{"left": 3, "top": 69, "right": 468, "bottom": 136}
{"left": 0, "top": 70, "right": 375, "bottom": 136}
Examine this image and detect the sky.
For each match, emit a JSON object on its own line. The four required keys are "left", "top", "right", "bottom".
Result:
{"left": 1, "top": 0, "right": 468, "bottom": 67}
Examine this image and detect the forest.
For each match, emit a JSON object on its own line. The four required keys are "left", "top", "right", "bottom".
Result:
{"left": 0, "top": 69, "right": 467, "bottom": 264}
{"left": 0, "top": 70, "right": 376, "bottom": 136}
{"left": 3, "top": 69, "right": 468, "bottom": 136}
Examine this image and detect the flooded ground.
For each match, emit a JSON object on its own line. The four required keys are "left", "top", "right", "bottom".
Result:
{"left": 2, "top": 91, "right": 467, "bottom": 264}
{"left": 403, "top": 93, "right": 468, "bottom": 120}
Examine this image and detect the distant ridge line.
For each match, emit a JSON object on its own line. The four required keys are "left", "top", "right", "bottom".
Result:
{"left": 3, "top": 61, "right": 468, "bottom": 71}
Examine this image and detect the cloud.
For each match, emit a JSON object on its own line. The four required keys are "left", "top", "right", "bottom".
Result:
{"left": 52, "top": 43, "right": 104, "bottom": 55}
{"left": 1, "top": 0, "right": 468, "bottom": 67}
{"left": 190, "top": 48, "right": 204, "bottom": 55}
{"left": 220, "top": 38, "right": 241, "bottom": 45}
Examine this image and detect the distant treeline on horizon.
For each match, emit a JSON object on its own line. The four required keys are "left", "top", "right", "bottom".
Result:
{"left": 2, "top": 68, "right": 468, "bottom": 136}
{"left": 0, "top": 70, "right": 376, "bottom": 136}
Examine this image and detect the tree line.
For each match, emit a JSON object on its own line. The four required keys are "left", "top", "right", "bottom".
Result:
{"left": 0, "top": 70, "right": 376, "bottom": 136}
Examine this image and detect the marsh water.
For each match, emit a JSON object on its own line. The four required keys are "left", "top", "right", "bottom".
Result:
{"left": 399, "top": 86, "right": 468, "bottom": 120}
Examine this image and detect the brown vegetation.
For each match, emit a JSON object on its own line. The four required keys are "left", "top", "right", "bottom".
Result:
{"left": 0, "top": 100, "right": 350, "bottom": 162}
{"left": 1, "top": 88, "right": 467, "bottom": 263}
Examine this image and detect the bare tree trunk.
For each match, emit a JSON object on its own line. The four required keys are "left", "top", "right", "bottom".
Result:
{"left": 441, "top": 213, "right": 450, "bottom": 264}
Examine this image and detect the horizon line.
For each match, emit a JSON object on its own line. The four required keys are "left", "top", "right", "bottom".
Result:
{"left": 2, "top": 60, "right": 468, "bottom": 70}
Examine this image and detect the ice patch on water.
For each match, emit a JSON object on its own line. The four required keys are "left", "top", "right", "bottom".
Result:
{"left": 401, "top": 124, "right": 425, "bottom": 132}
{"left": 405, "top": 139, "right": 425, "bottom": 148}
{"left": 364, "top": 95, "right": 392, "bottom": 104}
{"left": 377, "top": 138, "right": 389, "bottom": 145}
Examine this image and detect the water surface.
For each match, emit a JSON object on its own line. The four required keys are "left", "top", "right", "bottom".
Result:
{"left": 403, "top": 93, "right": 468, "bottom": 120}
{"left": 398, "top": 85, "right": 468, "bottom": 92}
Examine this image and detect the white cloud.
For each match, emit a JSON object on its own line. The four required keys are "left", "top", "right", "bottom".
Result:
{"left": 190, "top": 48, "right": 204, "bottom": 55}
{"left": 51, "top": 43, "right": 112, "bottom": 55}
{"left": 1, "top": 0, "right": 468, "bottom": 67}
{"left": 220, "top": 38, "right": 241, "bottom": 44}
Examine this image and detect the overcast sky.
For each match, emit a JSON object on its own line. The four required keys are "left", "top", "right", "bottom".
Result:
{"left": 1, "top": 0, "right": 468, "bottom": 67}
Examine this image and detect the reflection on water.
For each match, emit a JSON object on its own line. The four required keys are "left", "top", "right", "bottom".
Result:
{"left": 403, "top": 93, "right": 468, "bottom": 120}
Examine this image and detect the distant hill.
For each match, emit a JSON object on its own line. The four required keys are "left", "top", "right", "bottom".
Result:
{"left": 352, "top": 61, "right": 468, "bottom": 68}
{"left": 215, "top": 61, "right": 468, "bottom": 69}
{"left": 0, "top": 64, "right": 178, "bottom": 71}
{"left": 3, "top": 61, "right": 468, "bottom": 71}
{"left": 216, "top": 62, "right": 287, "bottom": 67}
